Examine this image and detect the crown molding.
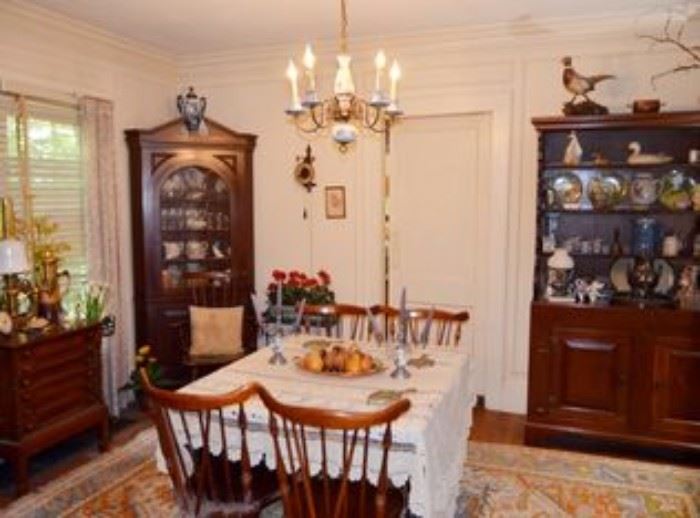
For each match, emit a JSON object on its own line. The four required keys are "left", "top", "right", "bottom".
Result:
{"left": 179, "top": 6, "right": 693, "bottom": 69}
{"left": 2, "top": 0, "right": 176, "bottom": 66}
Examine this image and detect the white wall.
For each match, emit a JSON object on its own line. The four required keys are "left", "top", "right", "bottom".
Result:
{"left": 1, "top": 2, "right": 698, "bottom": 413}
{"left": 0, "top": 1, "right": 178, "bottom": 360}
{"left": 179, "top": 11, "right": 700, "bottom": 412}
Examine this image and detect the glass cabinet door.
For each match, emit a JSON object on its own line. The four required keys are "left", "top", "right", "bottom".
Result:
{"left": 159, "top": 167, "right": 232, "bottom": 291}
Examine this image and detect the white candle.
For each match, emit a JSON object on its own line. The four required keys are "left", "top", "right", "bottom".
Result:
{"left": 302, "top": 44, "right": 316, "bottom": 92}
{"left": 286, "top": 60, "right": 301, "bottom": 109}
{"left": 374, "top": 50, "right": 386, "bottom": 92}
{"left": 276, "top": 280, "right": 282, "bottom": 326}
{"left": 389, "top": 60, "right": 401, "bottom": 104}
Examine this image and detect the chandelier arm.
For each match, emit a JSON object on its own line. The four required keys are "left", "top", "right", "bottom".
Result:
{"left": 363, "top": 104, "right": 383, "bottom": 131}
{"left": 294, "top": 121, "right": 327, "bottom": 134}
{"left": 309, "top": 101, "right": 329, "bottom": 129}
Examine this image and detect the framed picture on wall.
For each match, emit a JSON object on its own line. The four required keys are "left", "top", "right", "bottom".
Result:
{"left": 325, "top": 185, "right": 346, "bottom": 219}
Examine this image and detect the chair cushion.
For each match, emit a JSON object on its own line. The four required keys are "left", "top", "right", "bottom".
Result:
{"left": 189, "top": 305, "right": 243, "bottom": 358}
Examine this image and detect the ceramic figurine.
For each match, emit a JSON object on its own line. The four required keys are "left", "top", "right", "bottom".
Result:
{"left": 574, "top": 278, "right": 589, "bottom": 303}
{"left": 627, "top": 142, "right": 673, "bottom": 165}
{"left": 592, "top": 152, "right": 611, "bottom": 166}
{"left": 0, "top": 311, "right": 12, "bottom": 335}
{"left": 587, "top": 280, "right": 605, "bottom": 303}
{"left": 563, "top": 131, "right": 583, "bottom": 166}
{"left": 627, "top": 256, "right": 661, "bottom": 299}
{"left": 677, "top": 265, "right": 697, "bottom": 299}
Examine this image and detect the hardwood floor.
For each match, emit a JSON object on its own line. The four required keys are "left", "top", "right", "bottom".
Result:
{"left": 469, "top": 406, "right": 526, "bottom": 445}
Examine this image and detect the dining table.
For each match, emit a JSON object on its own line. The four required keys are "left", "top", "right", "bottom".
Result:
{"left": 156, "top": 334, "right": 475, "bottom": 518}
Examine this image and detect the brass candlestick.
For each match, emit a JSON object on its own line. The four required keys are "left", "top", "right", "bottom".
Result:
{"left": 35, "top": 250, "right": 71, "bottom": 322}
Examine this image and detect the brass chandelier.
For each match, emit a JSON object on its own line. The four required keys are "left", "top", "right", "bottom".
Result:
{"left": 284, "top": 0, "right": 403, "bottom": 152}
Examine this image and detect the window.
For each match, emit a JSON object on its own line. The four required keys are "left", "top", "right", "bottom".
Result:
{"left": 0, "top": 95, "right": 87, "bottom": 281}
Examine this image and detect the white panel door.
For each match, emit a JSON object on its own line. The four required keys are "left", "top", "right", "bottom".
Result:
{"left": 388, "top": 113, "right": 491, "bottom": 384}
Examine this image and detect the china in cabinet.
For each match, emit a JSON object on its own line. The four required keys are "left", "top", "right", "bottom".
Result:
{"left": 126, "top": 118, "right": 257, "bottom": 368}
{"left": 527, "top": 112, "right": 700, "bottom": 456}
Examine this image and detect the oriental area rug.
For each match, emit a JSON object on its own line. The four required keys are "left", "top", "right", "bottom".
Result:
{"left": 4, "top": 428, "right": 699, "bottom": 517}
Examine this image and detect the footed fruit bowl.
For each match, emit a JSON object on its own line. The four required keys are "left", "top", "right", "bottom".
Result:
{"left": 295, "top": 343, "right": 385, "bottom": 377}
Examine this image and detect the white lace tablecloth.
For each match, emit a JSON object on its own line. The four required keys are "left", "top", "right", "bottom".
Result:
{"left": 156, "top": 335, "right": 475, "bottom": 518}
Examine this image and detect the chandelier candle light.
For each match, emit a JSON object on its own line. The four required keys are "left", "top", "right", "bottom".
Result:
{"left": 285, "top": 0, "right": 403, "bottom": 152}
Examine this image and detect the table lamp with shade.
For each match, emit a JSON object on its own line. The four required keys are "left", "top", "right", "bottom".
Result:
{"left": 0, "top": 238, "right": 30, "bottom": 318}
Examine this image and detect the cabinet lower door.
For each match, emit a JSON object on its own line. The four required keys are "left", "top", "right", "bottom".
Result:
{"left": 651, "top": 337, "right": 700, "bottom": 441}
{"left": 548, "top": 329, "right": 631, "bottom": 431}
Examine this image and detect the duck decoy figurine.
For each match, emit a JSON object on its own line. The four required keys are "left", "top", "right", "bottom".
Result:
{"left": 561, "top": 56, "right": 615, "bottom": 115}
{"left": 627, "top": 141, "right": 673, "bottom": 165}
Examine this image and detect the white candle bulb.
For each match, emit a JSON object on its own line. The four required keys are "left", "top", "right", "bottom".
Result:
{"left": 303, "top": 44, "right": 316, "bottom": 70}
{"left": 374, "top": 50, "right": 386, "bottom": 91}
{"left": 389, "top": 60, "right": 401, "bottom": 103}
{"left": 286, "top": 59, "right": 301, "bottom": 109}
{"left": 302, "top": 44, "right": 316, "bottom": 92}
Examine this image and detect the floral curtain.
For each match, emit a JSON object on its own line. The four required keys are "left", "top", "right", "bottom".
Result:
{"left": 80, "top": 97, "right": 131, "bottom": 415}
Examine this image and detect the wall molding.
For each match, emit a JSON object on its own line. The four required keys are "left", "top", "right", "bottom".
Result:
{"left": 3, "top": 0, "right": 175, "bottom": 65}
{"left": 179, "top": 7, "right": 689, "bottom": 68}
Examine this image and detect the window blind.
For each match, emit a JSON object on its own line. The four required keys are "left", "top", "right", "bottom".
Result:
{"left": 0, "top": 94, "right": 87, "bottom": 282}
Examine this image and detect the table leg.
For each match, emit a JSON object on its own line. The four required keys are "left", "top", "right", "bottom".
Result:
{"left": 12, "top": 455, "right": 30, "bottom": 496}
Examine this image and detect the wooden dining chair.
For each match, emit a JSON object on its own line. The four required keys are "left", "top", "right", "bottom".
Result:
{"left": 406, "top": 308, "right": 470, "bottom": 347}
{"left": 301, "top": 303, "right": 370, "bottom": 341}
{"left": 368, "top": 305, "right": 400, "bottom": 343}
{"left": 370, "top": 305, "right": 470, "bottom": 346}
{"left": 178, "top": 271, "right": 247, "bottom": 380}
{"left": 257, "top": 385, "right": 411, "bottom": 518}
{"left": 139, "top": 373, "right": 278, "bottom": 517}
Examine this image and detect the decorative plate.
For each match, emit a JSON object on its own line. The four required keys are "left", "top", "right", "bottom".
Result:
{"left": 586, "top": 173, "right": 628, "bottom": 210}
{"left": 609, "top": 257, "right": 675, "bottom": 295}
{"left": 551, "top": 172, "right": 583, "bottom": 209}
{"left": 659, "top": 170, "right": 695, "bottom": 211}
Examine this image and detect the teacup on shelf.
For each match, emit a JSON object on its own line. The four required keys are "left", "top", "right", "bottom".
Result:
{"left": 163, "top": 241, "right": 184, "bottom": 260}
{"left": 186, "top": 240, "right": 208, "bottom": 260}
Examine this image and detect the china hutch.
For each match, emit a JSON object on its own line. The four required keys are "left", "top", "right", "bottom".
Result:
{"left": 126, "top": 118, "right": 257, "bottom": 369}
{"left": 527, "top": 112, "right": 700, "bottom": 455}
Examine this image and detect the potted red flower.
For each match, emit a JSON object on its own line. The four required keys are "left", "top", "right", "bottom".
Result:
{"left": 267, "top": 269, "right": 335, "bottom": 310}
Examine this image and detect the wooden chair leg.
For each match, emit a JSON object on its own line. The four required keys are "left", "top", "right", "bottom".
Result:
{"left": 98, "top": 415, "right": 110, "bottom": 452}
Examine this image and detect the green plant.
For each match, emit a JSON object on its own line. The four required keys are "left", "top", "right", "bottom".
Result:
{"left": 17, "top": 215, "right": 71, "bottom": 267}
{"left": 82, "top": 282, "right": 109, "bottom": 324}
{"left": 120, "top": 345, "right": 162, "bottom": 394}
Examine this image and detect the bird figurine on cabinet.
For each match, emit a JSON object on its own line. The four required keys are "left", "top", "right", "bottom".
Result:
{"left": 561, "top": 56, "right": 615, "bottom": 116}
